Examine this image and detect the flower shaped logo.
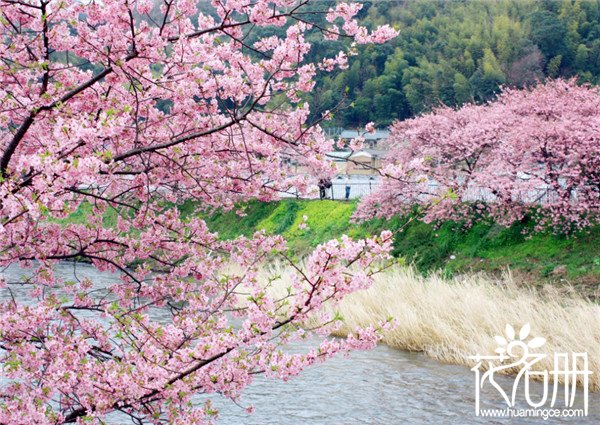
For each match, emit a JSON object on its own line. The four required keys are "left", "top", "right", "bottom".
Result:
{"left": 494, "top": 323, "right": 546, "bottom": 355}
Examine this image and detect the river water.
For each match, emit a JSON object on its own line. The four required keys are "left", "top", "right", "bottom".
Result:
{"left": 1, "top": 262, "right": 599, "bottom": 424}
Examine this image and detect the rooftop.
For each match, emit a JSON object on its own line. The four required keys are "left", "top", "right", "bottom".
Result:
{"left": 327, "top": 148, "right": 388, "bottom": 160}
{"left": 339, "top": 129, "right": 390, "bottom": 140}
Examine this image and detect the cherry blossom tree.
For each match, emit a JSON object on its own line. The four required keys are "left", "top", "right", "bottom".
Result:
{"left": 355, "top": 79, "right": 600, "bottom": 233}
{"left": 0, "top": 1, "right": 397, "bottom": 423}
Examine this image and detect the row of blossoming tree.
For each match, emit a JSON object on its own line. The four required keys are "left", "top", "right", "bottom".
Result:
{"left": 0, "top": 1, "right": 399, "bottom": 424}
{"left": 356, "top": 79, "right": 600, "bottom": 233}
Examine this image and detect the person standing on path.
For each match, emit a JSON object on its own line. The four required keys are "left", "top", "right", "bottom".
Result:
{"left": 345, "top": 175, "right": 351, "bottom": 200}
{"left": 318, "top": 179, "right": 326, "bottom": 199}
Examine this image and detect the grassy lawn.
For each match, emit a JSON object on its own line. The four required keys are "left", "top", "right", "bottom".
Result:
{"left": 62, "top": 199, "right": 600, "bottom": 286}
{"left": 192, "top": 199, "right": 600, "bottom": 285}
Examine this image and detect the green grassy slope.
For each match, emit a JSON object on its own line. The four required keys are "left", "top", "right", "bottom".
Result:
{"left": 192, "top": 200, "right": 600, "bottom": 286}
{"left": 61, "top": 199, "right": 599, "bottom": 286}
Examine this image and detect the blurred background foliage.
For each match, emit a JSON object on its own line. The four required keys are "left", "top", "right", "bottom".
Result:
{"left": 296, "top": 0, "right": 600, "bottom": 127}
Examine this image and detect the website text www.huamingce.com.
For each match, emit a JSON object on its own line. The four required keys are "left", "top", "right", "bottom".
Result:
{"left": 478, "top": 408, "right": 585, "bottom": 420}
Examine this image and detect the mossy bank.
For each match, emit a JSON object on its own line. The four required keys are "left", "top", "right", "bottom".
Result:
{"left": 188, "top": 199, "right": 600, "bottom": 293}
{"left": 64, "top": 199, "right": 600, "bottom": 293}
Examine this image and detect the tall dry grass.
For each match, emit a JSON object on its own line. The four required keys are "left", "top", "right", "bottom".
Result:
{"left": 252, "top": 264, "right": 600, "bottom": 391}
{"left": 328, "top": 266, "right": 600, "bottom": 391}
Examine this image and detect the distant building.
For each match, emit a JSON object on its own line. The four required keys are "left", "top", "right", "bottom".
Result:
{"left": 346, "top": 149, "right": 387, "bottom": 175}
{"left": 281, "top": 128, "right": 390, "bottom": 177}
{"left": 329, "top": 128, "right": 390, "bottom": 176}
{"left": 338, "top": 129, "right": 390, "bottom": 149}
{"left": 326, "top": 150, "right": 352, "bottom": 174}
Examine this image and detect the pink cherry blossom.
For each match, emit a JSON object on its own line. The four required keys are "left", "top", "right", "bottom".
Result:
{"left": 355, "top": 79, "right": 600, "bottom": 233}
{"left": 0, "top": 1, "right": 397, "bottom": 424}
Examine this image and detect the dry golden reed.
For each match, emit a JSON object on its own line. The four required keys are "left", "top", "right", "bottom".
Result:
{"left": 329, "top": 266, "right": 600, "bottom": 391}
{"left": 253, "top": 264, "right": 600, "bottom": 391}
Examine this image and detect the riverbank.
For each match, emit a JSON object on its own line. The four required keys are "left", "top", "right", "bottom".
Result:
{"left": 5, "top": 266, "right": 594, "bottom": 424}
{"left": 256, "top": 263, "right": 600, "bottom": 392}
{"left": 64, "top": 199, "right": 600, "bottom": 294}
{"left": 192, "top": 200, "right": 600, "bottom": 295}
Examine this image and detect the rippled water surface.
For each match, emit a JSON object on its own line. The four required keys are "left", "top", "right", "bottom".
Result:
{"left": 209, "top": 343, "right": 600, "bottom": 425}
{"left": 2, "top": 262, "right": 599, "bottom": 424}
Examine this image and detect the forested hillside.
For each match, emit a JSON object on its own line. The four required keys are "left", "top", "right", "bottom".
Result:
{"left": 305, "top": 0, "right": 600, "bottom": 127}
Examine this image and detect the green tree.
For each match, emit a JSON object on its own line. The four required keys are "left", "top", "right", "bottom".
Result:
{"left": 529, "top": 11, "right": 567, "bottom": 58}
{"left": 402, "top": 66, "right": 434, "bottom": 114}
{"left": 470, "top": 49, "right": 506, "bottom": 101}
{"left": 304, "top": 0, "right": 600, "bottom": 128}
{"left": 453, "top": 72, "right": 472, "bottom": 105}
{"left": 547, "top": 55, "right": 563, "bottom": 77}
{"left": 575, "top": 43, "right": 590, "bottom": 70}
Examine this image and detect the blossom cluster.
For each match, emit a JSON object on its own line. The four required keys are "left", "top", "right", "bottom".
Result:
{"left": 355, "top": 79, "right": 600, "bottom": 233}
{"left": 0, "top": 1, "right": 397, "bottom": 423}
